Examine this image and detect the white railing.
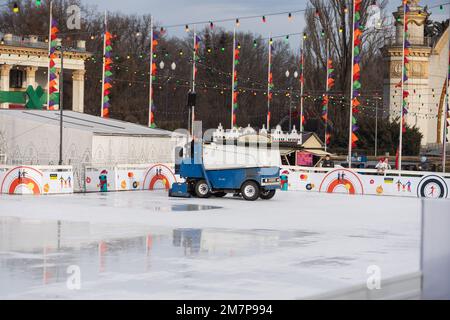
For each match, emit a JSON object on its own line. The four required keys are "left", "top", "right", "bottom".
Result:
{"left": 282, "top": 165, "right": 450, "bottom": 179}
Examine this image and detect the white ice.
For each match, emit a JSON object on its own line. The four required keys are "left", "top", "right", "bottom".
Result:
{"left": 0, "top": 190, "right": 421, "bottom": 299}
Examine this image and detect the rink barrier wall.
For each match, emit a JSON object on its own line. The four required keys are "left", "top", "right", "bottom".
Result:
{"left": 280, "top": 166, "right": 450, "bottom": 199}
{"left": 84, "top": 163, "right": 180, "bottom": 192}
{"left": 305, "top": 272, "right": 422, "bottom": 300}
{"left": 0, "top": 165, "right": 74, "bottom": 195}
{"left": 421, "top": 199, "right": 450, "bottom": 299}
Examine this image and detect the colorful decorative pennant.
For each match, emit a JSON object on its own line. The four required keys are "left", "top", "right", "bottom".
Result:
{"left": 322, "top": 57, "right": 334, "bottom": 150}
{"left": 446, "top": 33, "right": 450, "bottom": 142}
{"left": 47, "top": 16, "right": 59, "bottom": 110}
{"left": 350, "top": 0, "right": 363, "bottom": 148}
{"left": 322, "top": 59, "right": 334, "bottom": 123}
{"left": 149, "top": 23, "right": 158, "bottom": 128}
{"left": 101, "top": 30, "right": 113, "bottom": 118}
{"left": 267, "top": 38, "right": 274, "bottom": 129}
{"left": 396, "top": 0, "right": 411, "bottom": 133}
{"left": 231, "top": 31, "right": 239, "bottom": 128}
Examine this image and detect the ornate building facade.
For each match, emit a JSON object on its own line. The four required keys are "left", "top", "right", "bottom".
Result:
{"left": 0, "top": 33, "right": 90, "bottom": 111}
{"left": 383, "top": 0, "right": 449, "bottom": 146}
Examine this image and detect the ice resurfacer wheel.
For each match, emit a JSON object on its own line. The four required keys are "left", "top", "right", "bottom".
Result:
{"left": 241, "top": 181, "right": 260, "bottom": 201}
{"left": 260, "top": 189, "right": 276, "bottom": 200}
{"left": 195, "top": 180, "right": 211, "bottom": 198}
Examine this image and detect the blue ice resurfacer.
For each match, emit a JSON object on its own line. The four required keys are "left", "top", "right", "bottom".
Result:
{"left": 169, "top": 141, "right": 280, "bottom": 201}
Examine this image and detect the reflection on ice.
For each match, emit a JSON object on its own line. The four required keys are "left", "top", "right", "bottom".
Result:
{"left": 0, "top": 217, "right": 319, "bottom": 298}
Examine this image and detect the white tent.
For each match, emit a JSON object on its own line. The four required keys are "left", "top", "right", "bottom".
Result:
{"left": 0, "top": 110, "right": 177, "bottom": 191}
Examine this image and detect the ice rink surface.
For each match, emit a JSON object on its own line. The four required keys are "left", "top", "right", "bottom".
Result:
{"left": 0, "top": 190, "right": 421, "bottom": 299}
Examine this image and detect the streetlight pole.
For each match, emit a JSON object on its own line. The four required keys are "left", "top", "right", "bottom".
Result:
{"left": 285, "top": 70, "right": 298, "bottom": 131}
{"left": 159, "top": 61, "right": 176, "bottom": 125}
{"left": 289, "top": 87, "right": 293, "bottom": 130}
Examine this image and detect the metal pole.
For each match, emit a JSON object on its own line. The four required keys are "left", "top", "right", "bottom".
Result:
{"left": 58, "top": 46, "right": 64, "bottom": 165}
{"left": 348, "top": 0, "right": 357, "bottom": 169}
{"left": 191, "top": 26, "right": 196, "bottom": 136}
{"left": 231, "top": 27, "right": 236, "bottom": 129}
{"left": 289, "top": 87, "right": 292, "bottom": 131}
{"left": 375, "top": 98, "right": 378, "bottom": 157}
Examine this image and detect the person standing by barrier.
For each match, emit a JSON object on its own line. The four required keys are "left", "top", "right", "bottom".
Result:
{"left": 320, "top": 155, "right": 335, "bottom": 168}
{"left": 376, "top": 157, "right": 390, "bottom": 175}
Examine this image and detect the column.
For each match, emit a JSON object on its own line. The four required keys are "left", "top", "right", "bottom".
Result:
{"left": 24, "top": 66, "right": 38, "bottom": 89}
{"left": 0, "top": 65, "right": 12, "bottom": 109}
{"left": 72, "top": 69, "right": 85, "bottom": 113}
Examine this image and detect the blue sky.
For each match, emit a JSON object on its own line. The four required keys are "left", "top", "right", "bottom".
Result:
{"left": 85, "top": 0, "right": 449, "bottom": 40}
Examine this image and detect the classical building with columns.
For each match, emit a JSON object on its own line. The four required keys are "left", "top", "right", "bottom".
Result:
{"left": 0, "top": 33, "right": 90, "bottom": 112}
{"left": 383, "top": 0, "right": 449, "bottom": 146}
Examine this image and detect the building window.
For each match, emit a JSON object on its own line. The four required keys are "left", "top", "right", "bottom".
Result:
{"left": 10, "top": 69, "right": 24, "bottom": 89}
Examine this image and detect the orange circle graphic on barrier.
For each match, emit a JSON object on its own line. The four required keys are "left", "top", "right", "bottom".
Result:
{"left": 326, "top": 178, "right": 356, "bottom": 194}
{"left": 319, "top": 169, "right": 364, "bottom": 195}
{"left": 149, "top": 174, "right": 170, "bottom": 190}
{"left": 8, "top": 177, "right": 41, "bottom": 194}
{"left": 143, "top": 164, "right": 177, "bottom": 191}
{"left": 1, "top": 166, "right": 43, "bottom": 195}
